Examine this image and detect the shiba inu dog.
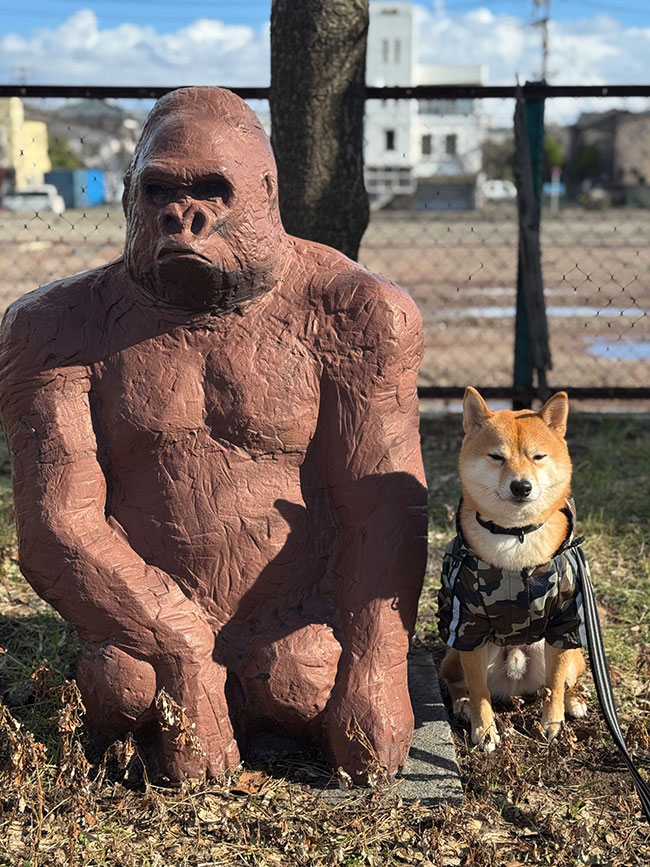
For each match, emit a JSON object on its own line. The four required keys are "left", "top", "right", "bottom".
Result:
{"left": 438, "top": 388, "right": 588, "bottom": 753}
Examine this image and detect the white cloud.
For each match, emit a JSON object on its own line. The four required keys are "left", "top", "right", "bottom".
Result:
{"left": 417, "top": 5, "right": 650, "bottom": 86}
{"left": 415, "top": 5, "right": 650, "bottom": 122}
{"left": 0, "top": 9, "right": 270, "bottom": 87}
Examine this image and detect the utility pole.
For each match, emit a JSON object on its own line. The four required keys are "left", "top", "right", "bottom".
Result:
{"left": 512, "top": 3, "right": 552, "bottom": 408}
{"left": 532, "top": 0, "right": 550, "bottom": 80}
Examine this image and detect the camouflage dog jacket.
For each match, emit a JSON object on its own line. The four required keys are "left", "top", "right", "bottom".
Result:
{"left": 437, "top": 500, "right": 589, "bottom": 651}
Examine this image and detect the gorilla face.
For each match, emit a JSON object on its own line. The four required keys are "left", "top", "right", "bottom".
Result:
{"left": 123, "top": 93, "right": 285, "bottom": 313}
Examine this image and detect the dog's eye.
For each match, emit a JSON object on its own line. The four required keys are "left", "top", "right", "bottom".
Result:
{"left": 488, "top": 453, "right": 505, "bottom": 462}
{"left": 533, "top": 454, "right": 546, "bottom": 461}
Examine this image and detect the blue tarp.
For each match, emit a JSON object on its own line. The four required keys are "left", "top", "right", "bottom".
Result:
{"left": 45, "top": 169, "right": 105, "bottom": 208}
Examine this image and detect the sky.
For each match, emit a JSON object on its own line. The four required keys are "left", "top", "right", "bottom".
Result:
{"left": 0, "top": 1, "right": 648, "bottom": 121}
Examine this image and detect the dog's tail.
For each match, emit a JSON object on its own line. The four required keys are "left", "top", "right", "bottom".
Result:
{"left": 505, "top": 647, "right": 527, "bottom": 680}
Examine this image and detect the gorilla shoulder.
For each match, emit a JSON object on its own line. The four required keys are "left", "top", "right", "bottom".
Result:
{"left": 0, "top": 261, "right": 125, "bottom": 372}
{"left": 303, "top": 243, "right": 422, "bottom": 360}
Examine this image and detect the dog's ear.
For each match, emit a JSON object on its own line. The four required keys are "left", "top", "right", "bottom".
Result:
{"left": 539, "top": 391, "right": 569, "bottom": 437}
{"left": 463, "top": 387, "right": 491, "bottom": 433}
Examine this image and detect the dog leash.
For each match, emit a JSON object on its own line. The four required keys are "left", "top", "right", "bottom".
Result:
{"left": 457, "top": 500, "right": 650, "bottom": 818}
{"left": 564, "top": 541, "right": 650, "bottom": 823}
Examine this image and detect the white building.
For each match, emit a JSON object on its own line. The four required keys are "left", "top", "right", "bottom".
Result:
{"left": 365, "top": 1, "right": 487, "bottom": 209}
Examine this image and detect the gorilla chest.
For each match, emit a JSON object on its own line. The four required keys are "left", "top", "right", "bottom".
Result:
{"left": 96, "top": 327, "right": 321, "bottom": 456}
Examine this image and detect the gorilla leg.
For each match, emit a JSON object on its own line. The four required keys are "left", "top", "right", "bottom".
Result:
{"left": 239, "top": 622, "right": 342, "bottom": 730}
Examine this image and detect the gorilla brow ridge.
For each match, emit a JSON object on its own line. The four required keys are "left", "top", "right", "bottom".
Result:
{"left": 122, "top": 86, "right": 275, "bottom": 215}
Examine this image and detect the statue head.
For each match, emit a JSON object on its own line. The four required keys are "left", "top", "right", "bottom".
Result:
{"left": 123, "top": 86, "right": 286, "bottom": 312}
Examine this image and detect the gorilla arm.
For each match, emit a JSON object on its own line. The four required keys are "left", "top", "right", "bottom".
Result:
{"left": 0, "top": 308, "right": 238, "bottom": 779}
{"left": 318, "top": 279, "right": 428, "bottom": 782}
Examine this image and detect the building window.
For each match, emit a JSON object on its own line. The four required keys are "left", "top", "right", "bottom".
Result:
{"left": 422, "top": 134, "right": 432, "bottom": 156}
{"left": 385, "top": 129, "right": 395, "bottom": 151}
{"left": 382, "top": 39, "right": 389, "bottom": 63}
{"left": 394, "top": 39, "right": 401, "bottom": 63}
{"left": 445, "top": 134, "right": 457, "bottom": 156}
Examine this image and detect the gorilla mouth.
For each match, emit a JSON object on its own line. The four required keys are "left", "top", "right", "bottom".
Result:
{"left": 156, "top": 251, "right": 221, "bottom": 290}
{"left": 157, "top": 246, "right": 211, "bottom": 264}
{"left": 140, "top": 252, "right": 274, "bottom": 314}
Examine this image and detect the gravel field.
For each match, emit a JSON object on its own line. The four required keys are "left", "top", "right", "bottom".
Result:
{"left": 1, "top": 205, "right": 648, "bottom": 401}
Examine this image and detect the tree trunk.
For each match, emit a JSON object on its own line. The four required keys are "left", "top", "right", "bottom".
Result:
{"left": 270, "top": 0, "right": 369, "bottom": 261}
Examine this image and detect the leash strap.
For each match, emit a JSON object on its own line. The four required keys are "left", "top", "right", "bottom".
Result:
{"left": 566, "top": 543, "right": 650, "bottom": 822}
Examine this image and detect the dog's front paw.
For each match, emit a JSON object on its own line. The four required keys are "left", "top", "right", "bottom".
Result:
{"left": 542, "top": 719, "right": 563, "bottom": 742}
{"left": 471, "top": 724, "right": 501, "bottom": 753}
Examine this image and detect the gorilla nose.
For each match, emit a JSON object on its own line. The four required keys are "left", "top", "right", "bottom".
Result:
{"left": 190, "top": 211, "right": 207, "bottom": 235}
{"left": 161, "top": 205, "right": 209, "bottom": 238}
{"left": 510, "top": 479, "right": 532, "bottom": 498}
{"left": 162, "top": 212, "right": 183, "bottom": 235}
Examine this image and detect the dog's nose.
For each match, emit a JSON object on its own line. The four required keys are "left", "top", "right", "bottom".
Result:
{"left": 510, "top": 479, "right": 532, "bottom": 498}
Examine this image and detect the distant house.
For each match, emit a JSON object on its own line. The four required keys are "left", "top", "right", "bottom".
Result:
{"left": 568, "top": 109, "right": 650, "bottom": 205}
{"left": 24, "top": 99, "right": 143, "bottom": 203}
{"left": 0, "top": 97, "right": 51, "bottom": 193}
{"left": 365, "top": 1, "right": 487, "bottom": 210}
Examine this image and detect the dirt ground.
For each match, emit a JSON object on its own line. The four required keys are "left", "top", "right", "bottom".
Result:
{"left": 0, "top": 205, "right": 648, "bottom": 401}
{"left": 1, "top": 412, "right": 649, "bottom": 865}
{"left": 359, "top": 208, "right": 650, "bottom": 396}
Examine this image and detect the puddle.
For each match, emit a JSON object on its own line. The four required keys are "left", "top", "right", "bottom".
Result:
{"left": 586, "top": 337, "right": 650, "bottom": 360}
{"left": 547, "top": 306, "right": 646, "bottom": 318}
{"left": 437, "top": 305, "right": 648, "bottom": 320}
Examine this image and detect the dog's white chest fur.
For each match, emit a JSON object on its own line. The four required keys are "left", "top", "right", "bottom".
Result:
{"left": 466, "top": 523, "right": 555, "bottom": 571}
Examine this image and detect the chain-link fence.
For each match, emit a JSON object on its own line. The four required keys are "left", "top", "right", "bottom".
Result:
{"left": 1, "top": 85, "right": 649, "bottom": 409}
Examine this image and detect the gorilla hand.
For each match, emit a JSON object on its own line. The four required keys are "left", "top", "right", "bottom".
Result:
{"left": 323, "top": 668, "right": 414, "bottom": 785}
{"left": 155, "top": 650, "right": 240, "bottom": 781}
{"left": 77, "top": 619, "right": 240, "bottom": 781}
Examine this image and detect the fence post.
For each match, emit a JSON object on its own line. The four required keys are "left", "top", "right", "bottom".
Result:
{"left": 513, "top": 81, "right": 550, "bottom": 409}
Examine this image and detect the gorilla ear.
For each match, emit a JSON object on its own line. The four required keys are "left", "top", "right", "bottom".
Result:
{"left": 121, "top": 171, "right": 132, "bottom": 215}
{"left": 263, "top": 172, "right": 277, "bottom": 210}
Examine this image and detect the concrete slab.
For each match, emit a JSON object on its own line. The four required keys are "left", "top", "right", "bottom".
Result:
{"left": 396, "top": 650, "right": 463, "bottom": 805}
{"left": 245, "top": 651, "right": 463, "bottom": 806}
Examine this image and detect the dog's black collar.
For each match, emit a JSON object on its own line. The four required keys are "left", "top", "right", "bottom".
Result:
{"left": 475, "top": 512, "right": 544, "bottom": 544}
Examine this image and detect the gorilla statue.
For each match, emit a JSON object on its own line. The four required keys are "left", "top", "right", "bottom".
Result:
{"left": 0, "top": 87, "right": 427, "bottom": 783}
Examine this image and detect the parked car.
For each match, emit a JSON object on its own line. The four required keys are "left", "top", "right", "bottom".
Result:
{"left": 482, "top": 179, "right": 517, "bottom": 202}
{"left": 2, "top": 184, "right": 66, "bottom": 215}
{"left": 578, "top": 186, "right": 611, "bottom": 210}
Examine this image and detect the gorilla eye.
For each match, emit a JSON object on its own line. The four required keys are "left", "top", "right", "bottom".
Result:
{"left": 192, "top": 178, "right": 232, "bottom": 203}
{"left": 533, "top": 454, "right": 547, "bottom": 461}
{"left": 146, "top": 183, "right": 177, "bottom": 205}
{"left": 488, "top": 453, "right": 505, "bottom": 462}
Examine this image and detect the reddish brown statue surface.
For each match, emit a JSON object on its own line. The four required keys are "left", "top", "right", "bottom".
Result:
{"left": 0, "top": 87, "right": 427, "bottom": 783}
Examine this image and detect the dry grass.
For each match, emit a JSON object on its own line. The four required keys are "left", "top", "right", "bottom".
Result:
{"left": 1, "top": 413, "right": 650, "bottom": 866}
